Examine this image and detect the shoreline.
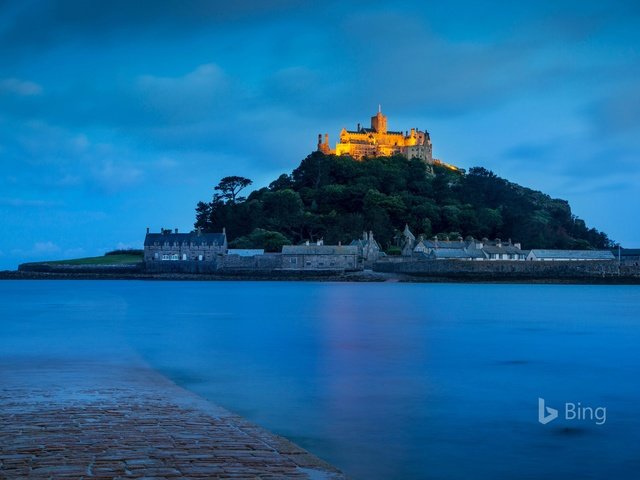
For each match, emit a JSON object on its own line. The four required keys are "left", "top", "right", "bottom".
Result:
{"left": 2, "top": 269, "right": 640, "bottom": 284}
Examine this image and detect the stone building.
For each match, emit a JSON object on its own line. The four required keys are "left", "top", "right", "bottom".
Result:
{"left": 400, "top": 224, "right": 416, "bottom": 256}
{"left": 318, "top": 107, "right": 436, "bottom": 165}
{"left": 144, "top": 228, "right": 227, "bottom": 263}
{"left": 350, "top": 231, "right": 381, "bottom": 265}
{"left": 527, "top": 250, "right": 615, "bottom": 261}
{"left": 412, "top": 236, "right": 526, "bottom": 260}
{"left": 281, "top": 243, "right": 361, "bottom": 271}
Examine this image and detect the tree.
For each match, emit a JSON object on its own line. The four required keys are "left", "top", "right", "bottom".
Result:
{"left": 194, "top": 155, "right": 611, "bottom": 250}
{"left": 214, "top": 176, "right": 253, "bottom": 203}
{"left": 194, "top": 201, "right": 213, "bottom": 230}
{"left": 229, "top": 229, "right": 290, "bottom": 252}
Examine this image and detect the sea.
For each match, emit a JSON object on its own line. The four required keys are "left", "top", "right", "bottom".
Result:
{"left": 1, "top": 280, "right": 639, "bottom": 479}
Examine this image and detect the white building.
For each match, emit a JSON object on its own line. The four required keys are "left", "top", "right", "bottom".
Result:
{"left": 527, "top": 250, "right": 615, "bottom": 261}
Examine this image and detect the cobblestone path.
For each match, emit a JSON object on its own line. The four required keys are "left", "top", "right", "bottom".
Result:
{"left": 0, "top": 359, "right": 346, "bottom": 479}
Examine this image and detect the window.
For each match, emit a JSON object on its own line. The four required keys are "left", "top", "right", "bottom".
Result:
{"left": 162, "top": 254, "right": 169, "bottom": 261}
{"left": 290, "top": 258, "right": 297, "bottom": 264}
{"left": 305, "top": 261, "right": 311, "bottom": 266}
{"left": 171, "top": 254, "right": 179, "bottom": 261}
{"left": 182, "top": 254, "right": 187, "bottom": 261}
{"left": 198, "top": 255, "right": 203, "bottom": 261}
{"left": 154, "top": 253, "right": 159, "bottom": 259}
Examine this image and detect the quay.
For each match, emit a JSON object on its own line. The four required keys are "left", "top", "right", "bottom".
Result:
{"left": 0, "top": 358, "right": 346, "bottom": 479}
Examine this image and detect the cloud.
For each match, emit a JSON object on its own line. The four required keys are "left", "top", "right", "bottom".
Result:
{"left": 136, "top": 64, "right": 231, "bottom": 123}
{"left": 588, "top": 86, "right": 640, "bottom": 135}
{"left": 0, "top": 0, "right": 320, "bottom": 60}
{"left": 0, "top": 78, "right": 43, "bottom": 96}
{"left": 0, "top": 197, "right": 63, "bottom": 207}
{"left": 12, "top": 241, "right": 61, "bottom": 258}
{"left": 91, "top": 160, "right": 143, "bottom": 192}
{"left": 504, "top": 143, "right": 558, "bottom": 161}
{"left": 332, "top": 7, "right": 639, "bottom": 118}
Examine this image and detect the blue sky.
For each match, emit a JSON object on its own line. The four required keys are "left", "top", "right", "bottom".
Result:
{"left": 1, "top": 0, "right": 639, "bottom": 268}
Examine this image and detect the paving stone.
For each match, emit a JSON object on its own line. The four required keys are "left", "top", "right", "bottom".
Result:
{"left": 0, "top": 359, "right": 346, "bottom": 479}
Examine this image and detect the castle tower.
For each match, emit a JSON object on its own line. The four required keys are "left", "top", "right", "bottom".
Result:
{"left": 370, "top": 105, "right": 387, "bottom": 134}
{"left": 317, "top": 133, "right": 331, "bottom": 154}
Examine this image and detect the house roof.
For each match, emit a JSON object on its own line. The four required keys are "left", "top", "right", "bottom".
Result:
{"left": 282, "top": 245, "right": 359, "bottom": 255}
{"left": 144, "top": 232, "right": 226, "bottom": 247}
{"left": 482, "top": 245, "right": 524, "bottom": 255}
{"left": 402, "top": 224, "right": 415, "bottom": 241}
{"left": 430, "top": 248, "right": 472, "bottom": 259}
{"left": 613, "top": 248, "right": 640, "bottom": 256}
{"left": 227, "top": 249, "right": 264, "bottom": 257}
{"left": 421, "top": 240, "right": 466, "bottom": 249}
{"left": 528, "top": 249, "right": 615, "bottom": 260}
{"left": 350, "top": 238, "right": 380, "bottom": 250}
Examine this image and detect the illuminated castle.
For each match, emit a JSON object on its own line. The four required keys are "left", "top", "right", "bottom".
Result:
{"left": 317, "top": 107, "right": 434, "bottom": 163}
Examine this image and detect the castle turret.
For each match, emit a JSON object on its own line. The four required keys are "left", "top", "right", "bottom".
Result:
{"left": 371, "top": 105, "right": 387, "bottom": 134}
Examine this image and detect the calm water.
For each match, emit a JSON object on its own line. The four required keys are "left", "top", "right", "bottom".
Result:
{"left": 1, "top": 280, "right": 639, "bottom": 479}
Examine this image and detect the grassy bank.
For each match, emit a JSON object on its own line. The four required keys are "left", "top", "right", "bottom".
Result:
{"left": 40, "top": 253, "right": 143, "bottom": 266}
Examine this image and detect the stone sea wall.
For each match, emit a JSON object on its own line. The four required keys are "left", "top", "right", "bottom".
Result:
{"left": 18, "top": 263, "right": 145, "bottom": 275}
{"left": 373, "top": 259, "right": 629, "bottom": 278}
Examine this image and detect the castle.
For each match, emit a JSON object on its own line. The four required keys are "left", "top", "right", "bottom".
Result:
{"left": 317, "top": 107, "right": 434, "bottom": 163}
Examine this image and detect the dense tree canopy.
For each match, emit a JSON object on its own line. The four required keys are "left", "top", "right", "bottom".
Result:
{"left": 195, "top": 153, "right": 612, "bottom": 251}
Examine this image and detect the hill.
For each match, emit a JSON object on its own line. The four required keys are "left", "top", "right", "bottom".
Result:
{"left": 194, "top": 152, "right": 612, "bottom": 252}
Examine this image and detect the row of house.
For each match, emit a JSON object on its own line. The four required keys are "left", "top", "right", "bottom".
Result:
{"left": 143, "top": 226, "right": 616, "bottom": 273}
{"left": 399, "top": 225, "right": 615, "bottom": 262}
{"left": 144, "top": 228, "right": 365, "bottom": 272}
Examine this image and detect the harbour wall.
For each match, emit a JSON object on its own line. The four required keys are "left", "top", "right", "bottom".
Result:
{"left": 373, "top": 259, "right": 629, "bottom": 279}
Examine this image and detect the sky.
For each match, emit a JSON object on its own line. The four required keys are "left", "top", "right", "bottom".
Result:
{"left": 1, "top": 0, "right": 640, "bottom": 269}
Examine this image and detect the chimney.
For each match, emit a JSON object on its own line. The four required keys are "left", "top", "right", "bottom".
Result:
{"left": 317, "top": 238, "right": 324, "bottom": 246}
{"left": 175, "top": 228, "right": 178, "bottom": 234}
{"left": 357, "top": 123, "right": 361, "bottom": 131}
{"left": 305, "top": 240, "right": 310, "bottom": 246}
{"left": 146, "top": 227, "right": 150, "bottom": 234}
{"left": 338, "top": 241, "right": 341, "bottom": 246}
{"left": 222, "top": 227, "right": 226, "bottom": 235}
{"left": 496, "top": 238, "right": 502, "bottom": 247}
